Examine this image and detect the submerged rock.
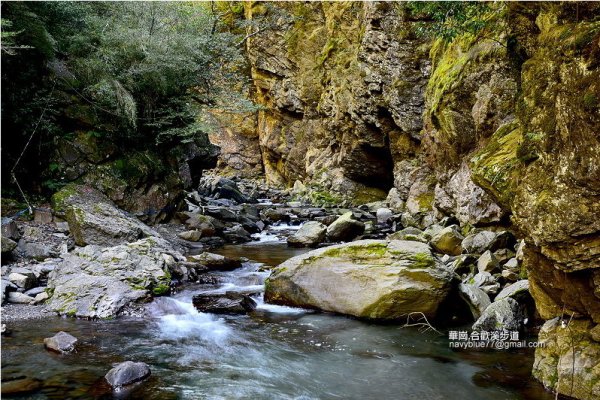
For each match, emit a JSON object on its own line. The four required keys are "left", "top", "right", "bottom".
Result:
{"left": 44, "top": 331, "right": 78, "bottom": 354}
{"left": 192, "top": 292, "right": 257, "bottom": 314}
{"left": 287, "top": 221, "right": 327, "bottom": 248}
{"left": 105, "top": 361, "right": 151, "bottom": 389}
{"left": 265, "top": 240, "right": 452, "bottom": 320}
{"left": 47, "top": 237, "right": 176, "bottom": 318}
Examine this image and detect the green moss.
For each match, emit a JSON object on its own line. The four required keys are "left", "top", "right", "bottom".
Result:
{"left": 51, "top": 184, "right": 79, "bottom": 213}
{"left": 416, "top": 192, "right": 434, "bottom": 211}
{"left": 152, "top": 283, "right": 170, "bottom": 296}
{"left": 470, "top": 120, "right": 523, "bottom": 208}
{"left": 321, "top": 242, "right": 389, "bottom": 259}
{"left": 409, "top": 252, "right": 436, "bottom": 269}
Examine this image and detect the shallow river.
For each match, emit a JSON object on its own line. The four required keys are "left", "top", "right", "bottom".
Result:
{"left": 2, "top": 227, "right": 554, "bottom": 399}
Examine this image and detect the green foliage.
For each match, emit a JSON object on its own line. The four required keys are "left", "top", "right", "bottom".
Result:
{"left": 407, "top": 2, "right": 498, "bottom": 42}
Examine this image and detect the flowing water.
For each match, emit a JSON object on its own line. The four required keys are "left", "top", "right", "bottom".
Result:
{"left": 1, "top": 224, "right": 554, "bottom": 399}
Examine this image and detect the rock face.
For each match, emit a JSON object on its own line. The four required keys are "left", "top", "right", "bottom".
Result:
{"left": 47, "top": 237, "right": 175, "bottom": 318}
{"left": 534, "top": 318, "right": 600, "bottom": 400}
{"left": 287, "top": 221, "right": 327, "bottom": 248}
{"left": 44, "top": 331, "right": 77, "bottom": 354}
{"left": 105, "top": 361, "right": 151, "bottom": 389}
{"left": 244, "top": 2, "right": 430, "bottom": 203}
{"left": 52, "top": 185, "right": 158, "bottom": 247}
{"left": 265, "top": 240, "right": 453, "bottom": 320}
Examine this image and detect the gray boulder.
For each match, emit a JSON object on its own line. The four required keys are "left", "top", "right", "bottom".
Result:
{"left": 326, "top": 212, "right": 365, "bottom": 242}
{"left": 477, "top": 250, "right": 500, "bottom": 273}
{"left": 430, "top": 226, "right": 464, "bottom": 255}
{"left": 376, "top": 208, "right": 393, "bottom": 225}
{"left": 8, "top": 271, "right": 36, "bottom": 290}
{"left": 1, "top": 279, "right": 16, "bottom": 304}
{"left": 265, "top": 240, "right": 453, "bottom": 320}
{"left": 51, "top": 184, "right": 158, "bottom": 247}
{"left": 47, "top": 237, "right": 177, "bottom": 318}
{"left": 105, "top": 361, "right": 151, "bottom": 388}
{"left": 7, "top": 292, "right": 34, "bottom": 304}
{"left": 458, "top": 283, "right": 491, "bottom": 320}
{"left": 472, "top": 298, "right": 524, "bottom": 331}
{"left": 471, "top": 271, "right": 501, "bottom": 296}
{"left": 495, "top": 280, "right": 530, "bottom": 302}
{"left": 44, "top": 331, "right": 77, "bottom": 353}
{"left": 287, "top": 221, "right": 327, "bottom": 248}
{"left": 462, "top": 230, "right": 516, "bottom": 255}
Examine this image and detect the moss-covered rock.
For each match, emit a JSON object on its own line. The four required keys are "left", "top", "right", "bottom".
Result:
{"left": 264, "top": 239, "right": 452, "bottom": 320}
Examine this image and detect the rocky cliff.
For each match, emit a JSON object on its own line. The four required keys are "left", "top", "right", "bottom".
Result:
{"left": 222, "top": 2, "right": 599, "bottom": 399}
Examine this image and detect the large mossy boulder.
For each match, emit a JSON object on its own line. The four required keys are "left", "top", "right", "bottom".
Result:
{"left": 47, "top": 237, "right": 178, "bottom": 318}
{"left": 52, "top": 184, "right": 158, "bottom": 247}
{"left": 264, "top": 240, "right": 452, "bottom": 320}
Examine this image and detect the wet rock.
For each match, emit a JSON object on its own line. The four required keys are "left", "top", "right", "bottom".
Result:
{"left": 222, "top": 224, "right": 252, "bottom": 243}
{"left": 533, "top": 318, "right": 600, "bottom": 400}
{"left": 178, "top": 230, "right": 202, "bottom": 242}
{"left": 495, "top": 280, "right": 530, "bottom": 302}
{"left": 8, "top": 271, "right": 36, "bottom": 290}
{"left": 47, "top": 237, "right": 176, "bottom": 318}
{"left": 458, "top": 283, "right": 491, "bottom": 320}
{"left": 52, "top": 184, "right": 158, "bottom": 247}
{"left": 265, "top": 240, "right": 453, "bottom": 320}
{"left": 287, "top": 221, "right": 327, "bottom": 248}
{"left": 105, "top": 361, "right": 151, "bottom": 389}
{"left": 261, "top": 208, "right": 290, "bottom": 223}
{"left": 326, "top": 212, "right": 365, "bottom": 242}
{"left": 430, "top": 226, "right": 464, "bottom": 256}
{"left": 472, "top": 298, "right": 524, "bottom": 332}
{"left": 477, "top": 251, "right": 500, "bottom": 273}
{"left": 188, "top": 252, "right": 242, "bottom": 271}
{"left": 44, "top": 331, "right": 78, "bottom": 353}
{"left": 192, "top": 292, "right": 257, "bottom": 314}
{"left": 201, "top": 176, "right": 251, "bottom": 204}
{"left": 8, "top": 292, "right": 34, "bottom": 304}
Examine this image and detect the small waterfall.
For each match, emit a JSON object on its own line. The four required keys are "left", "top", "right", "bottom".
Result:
{"left": 148, "top": 297, "right": 230, "bottom": 344}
